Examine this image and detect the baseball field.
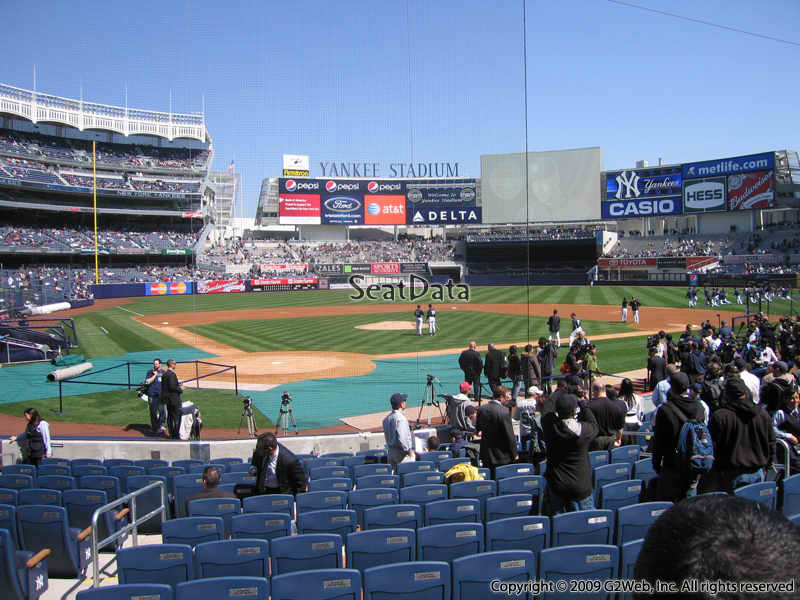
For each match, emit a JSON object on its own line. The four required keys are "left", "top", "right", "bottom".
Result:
{"left": 0, "top": 284, "right": 793, "bottom": 436}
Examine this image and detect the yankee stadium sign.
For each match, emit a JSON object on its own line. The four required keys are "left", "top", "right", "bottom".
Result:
{"left": 318, "top": 161, "right": 460, "bottom": 178}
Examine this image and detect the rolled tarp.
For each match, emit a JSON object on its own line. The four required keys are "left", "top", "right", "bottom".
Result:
{"left": 47, "top": 361, "right": 93, "bottom": 382}
{"left": 30, "top": 302, "right": 71, "bottom": 316}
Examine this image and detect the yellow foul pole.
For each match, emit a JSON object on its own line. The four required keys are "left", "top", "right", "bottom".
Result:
{"left": 93, "top": 141, "right": 98, "bottom": 284}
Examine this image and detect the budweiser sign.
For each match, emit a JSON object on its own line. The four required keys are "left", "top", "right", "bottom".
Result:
{"left": 371, "top": 262, "right": 402, "bottom": 274}
{"left": 728, "top": 170, "right": 774, "bottom": 210}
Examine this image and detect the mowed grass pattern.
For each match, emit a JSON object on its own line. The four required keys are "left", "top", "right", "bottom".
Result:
{"left": 74, "top": 310, "right": 190, "bottom": 358}
{"left": 186, "top": 311, "right": 636, "bottom": 355}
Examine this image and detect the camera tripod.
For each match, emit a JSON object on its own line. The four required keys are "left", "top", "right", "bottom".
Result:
{"left": 238, "top": 398, "right": 258, "bottom": 438}
{"left": 276, "top": 397, "right": 298, "bottom": 436}
{"left": 415, "top": 374, "right": 445, "bottom": 428}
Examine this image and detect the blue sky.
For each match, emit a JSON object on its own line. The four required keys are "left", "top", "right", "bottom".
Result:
{"left": 2, "top": 0, "right": 798, "bottom": 216}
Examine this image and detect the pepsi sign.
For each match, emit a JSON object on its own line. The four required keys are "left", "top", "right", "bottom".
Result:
{"left": 282, "top": 178, "right": 320, "bottom": 193}
{"left": 367, "top": 181, "right": 402, "bottom": 193}
{"left": 321, "top": 195, "right": 363, "bottom": 225}
{"left": 325, "top": 180, "right": 360, "bottom": 193}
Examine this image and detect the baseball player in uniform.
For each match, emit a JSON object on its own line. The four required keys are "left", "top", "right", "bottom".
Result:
{"left": 414, "top": 305, "right": 424, "bottom": 336}
{"left": 547, "top": 309, "right": 561, "bottom": 349}
{"left": 621, "top": 297, "right": 628, "bottom": 322}
{"left": 427, "top": 304, "right": 437, "bottom": 336}
{"left": 568, "top": 312, "right": 584, "bottom": 347}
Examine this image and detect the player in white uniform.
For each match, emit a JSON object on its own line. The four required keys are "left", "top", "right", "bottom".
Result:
{"left": 426, "top": 304, "right": 437, "bottom": 335}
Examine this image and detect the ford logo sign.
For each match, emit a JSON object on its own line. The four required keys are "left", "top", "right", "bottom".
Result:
{"left": 324, "top": 196, "right": 361, "bottom": 212}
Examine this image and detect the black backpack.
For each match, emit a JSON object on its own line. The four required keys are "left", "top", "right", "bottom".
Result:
{"left": 519, "top": 406, "right": 547, "bottom": 462}
{"left": 763, "top": 378, "right": 794, "bottom": 413}
{"left": 701, "top": 379, "right": 724, "bottom": 411}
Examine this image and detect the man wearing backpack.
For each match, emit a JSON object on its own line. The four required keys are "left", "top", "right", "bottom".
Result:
{"left": 700, "top": 376, "right": 774, "bottom": 494}
{"left": 652, "top": 372, "right": 707, "bottom": 502}
{"left": 513, "top": 385, "right": 546, "bottom": 463}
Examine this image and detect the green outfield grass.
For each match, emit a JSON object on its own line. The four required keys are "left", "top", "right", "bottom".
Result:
{"left": 0, "top": 388, "right": 272, "bottom": 430}
{"left": 73, "top": 310, "right": 191, "bottom": 358}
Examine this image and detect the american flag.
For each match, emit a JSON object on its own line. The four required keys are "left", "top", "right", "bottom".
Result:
{"left": 226, "top": 160, "right": 235, "bottom": 174}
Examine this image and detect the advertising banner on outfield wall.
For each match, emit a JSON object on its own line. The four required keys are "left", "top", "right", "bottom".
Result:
{"left": 197, "top": 280, "right": 246, "bottom": 294}
{"left": 145, "top": 281, "right": 193, "bottom": 296}
{"left": 404, "top": 180, "right": 477, "bottom": 206}
{"left": 408, "top": 204, "right": 482, "bottom": 224}
{"left": 601, "top": 197, "right": 682, "bottom": 218}
{"left": 728, "top": 170, "right": 775, "bottom": 210}
{"left": 656, "top": 257, "right": 687, "bottom": 269}
{"left": 401, "top": 263, "right": 429, "bottom": 274}
{"left": 259, "top": 263, "right": 308, "bottom": 272}
{"left": 682, "top": 152, "right": 774, "bottom": 179}
{"left": 371, "top": 262, "right": 402, "bottom": 275}
{"left": 251, "top": 278, "right": 319, "bottom": 286}
{"left": 602, "top": 166, "right": 682, "bottom": 218}
{"left": 597, "top": 258, "right": 657, "bottom": 267}
{"left": 683, "top": 177, "right": 727, "bottom": 213}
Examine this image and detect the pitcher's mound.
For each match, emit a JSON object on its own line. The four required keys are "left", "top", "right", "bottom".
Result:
{"left": 356, "top": 320, "right": 427, "bottom": 331}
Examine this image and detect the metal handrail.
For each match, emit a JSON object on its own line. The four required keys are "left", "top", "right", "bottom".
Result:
{"left": 777, "top": 438, "right": 792, "bottom": 478}
{"left": 90, "top": 480, "right": 168, "bottom": 588}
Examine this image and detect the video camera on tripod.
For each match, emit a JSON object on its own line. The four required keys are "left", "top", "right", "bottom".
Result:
{"left": 276, "top": 391, "right": 298, "bottom": 435}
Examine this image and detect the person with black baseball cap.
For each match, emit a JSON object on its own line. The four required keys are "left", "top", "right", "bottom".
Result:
{"left": 541, "top": 392, "right": 599, "bottom": 515}
{"left": 383, "top": 392, "right": 415, "bottom": 467}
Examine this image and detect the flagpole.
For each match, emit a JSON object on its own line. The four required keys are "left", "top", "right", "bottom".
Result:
{"left": 93, "top": 141, "right": 99, "bottom": 284}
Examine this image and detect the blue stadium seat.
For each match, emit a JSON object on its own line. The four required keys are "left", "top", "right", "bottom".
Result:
{"left": 2, "top": 465, "right": 36, "bottom": 484}
{"left": 537, "top": 460, "right": 547, "bottom": 476}
{"left": 416, "top": 523, "right": 484, "bottom": 563}
{"left": 36, "top": 465, "right": 69, "bottom": 478}
{"left": 321, "top": 452, "right": 353, "bottom": 459}
{"left": 363, "top": 504, "right": 422, "bottom": 531}
{"left": 270, "top": 533, "right": 343, "bottom": 576}
{"left": 452, "top": 550, "right": 536, "bottom": 600}
{"left": 0, "top": 503, "right": 19, "bottom": 549}
{"left": 592, "top": 463, "right": 632, "bottom": 503}
{"left": 310, "top": 466, "right": 351, "bottom": 480}
{"left": 220, "top": 471, "right": 256, "bottom": 487}
{"left": 71, "top": 465, "right": 108, "bottom": 479}
{"left": 125, "top": 475, "right": 169, "bottom": 533}
{"left": 399, "top": 484, "right": 447, "bottom": 510}
{"left": 348, "top": 487, "right": 399, "bottom": 528}
{"left": 619, "top": 539, "right": 645, "bottom": 600}
{"left": 212, "top": 457, "right": 244, "bottom": 469}
{"left": 477, "top": 468, "right": 492, "bottom": 480}
{"left": 538, "top": 544, "right": 619, "bottom": 599}
{"left": 207, "top": 462, "right": 232, "bottom": 474}
{"left": 61, "top": 489, "right": 121, "bottom": 552}
{"left": 494, "top": 464, "right": 536, "bottom": 480}
{"left": 308, "top": 477, "right": 353, "bottom": 492}
{"left": 402, "top": 471, "right": 445, "bottom": 487}
{"left": 175, "top": 577, "right": 267, "bottom": 600}
{"left": 171, "top": 474, "right": 204, "bottom": 518}
{"left": 485, "top": 515, "right": 550, "bottom": 554}
{"left": 16, "top": 505, "right": 91, "bottom": 578}
{"left": 438, "top": 458, "right": 470, "bottom": 473}
{"left": 0, "top": 474, "right": 33, "bottom": 490}
{"left": 187, "top": 497, "right": 241, "bottom": 538}
{"left": 243, "top": 494, "right": 294, "bottom": 517}
{"left": 316, "top": 457, "right": 345, "bottom": 467}
{"left": 70, "top": 459, "right": 102, "bottom": 473}
{"left": 77, "top": 584, "right": 172, "bottom": 600}
{"left": 193, "top": 538, "right": 268, "bottom": 578}
{"left": 497, "top": 475, "right": 544, "bottom": 514}
{"left": 231, "top": 512, "right": 291, "bottom": 542}
{"left": 297, "top": 509, "right": 358, "bottom": 539}
{"left": 36, "top": 475, "right": 75, "bottom": 492}
{"left": 40, "top": 458, "right": 68, "bottom": 468}
{"left": 0, "top": 527, "right": 49, "bottom": 600}
{"left": 734, "top": 481, "right": 778, "bottom": 510}
{"left": 271, "top": 568, "right": 360, "bottom": 600}
{"left": 161, "top": 516, "right": 224, "bottom": 547}
{"left": 588, "top": 451, "right": 609, "bottom": 469}
{"left": 551, "top": 509, "right": 615, "bottom": 547}
{"left": 484, "top": 493, "right": 534, "bottom": 523}
{"left": 342, "top": 456, "right": 367, "bottom": 468}
{"left": 187, "top": 463, "right": 213, "bottom": 474}
{"left": 423, "top": 498, "right": 480, "bottom": 527}
{"left": 346, "top": 528, "right": 416, "bottom": 572}
{"left": 632, "top": 458, "right": 657, "bottom": 489}
{"left": 356, "top": 474, "right": 399, "bottom": 490}
{"left": 449, "top": 480, "right": 497, "bottom": 519}
{"left": 18, "top": 489, "right": 61, "bottom": 506}
{"left": 353, "top": 464, "right": 393, "bottom": 479}
{"left": 296, "top": 490, "right": 348, "bottom": 513}
{"left": 417, "top": 451, "right": 452, "bottom": 466}
{"left": 610, "top": 445, "right": 641, "bottom": 465}
{"left": 134, "top": 459, "right": 168, "bottom": 471}
{"left": 398, "top": 461, "right": 436, "bottom": 477}
{"left": 615, "top": 501, "right": 672, "bottom": 545}
{"left": 102, "top": 459, "right": 133, "bottom": 469}
{"left": 78, "top": 475, "right": 122, "bottom": 503}
{"left": 0, "top": 488, "right": 18, "bottom": 505}
{"left": 599, "top": 480, "right": 643, "bottom": 512}
{"left": 363, "top": 561, "right": 450, "bottom": 600}
{"left": 108, "top": 466, "right": 146, "bottom": 493}
{"left": 226, "top": 462, "right": 252, "bottom": 473}
{"left": 116, "top": 544, "right": 193, "bottom": 592}
{"left": 171, "top": 460, "right": 203, "bottom": 472}
{"left": 782, "top": 473, "right": 800, "bottom": 517}
{"left": 357, "top": 449, "right": 387, "bottom": 461}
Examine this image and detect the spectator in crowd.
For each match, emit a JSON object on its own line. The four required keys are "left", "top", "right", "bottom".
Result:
{"left": 634, "top": 495, "right": 800, "bottom": 600}
{"left": 588, "top": 384, "right": 626, "bottom": 451}
{"left": 537, "top": 337, "right": 557, "bottom": 395}
{"left": 507, "top": 345, "right": 522, "bottom": 400}
{"left": 652, "top": 372, "right": 704, "bottom": 502}
{"left": 647, "top": 346, "right": 666, "bottom": 391}
{"left": 161, "top": 359, "right": 183, "bottom": 440}
{"left": 185, "top": 466, "right": 237, "bottom": 514}
{"left": 735, "top": 356, "right": 761, "bottom": 404}
{"left": 383, "top": 393, "right": 415, "bottom": 467}
{"left": 426, "top": 435, "right": 440, "bottom": 451}
{"left": 250, "top": 432, "right": 307, "bottom": 495}
{"left": 520, "top": 344, "right": 540, "bottom": 398}
{"left": 483, "top": 343, "right": 507, "bottom": 396}
{"left": 458, "top": 341, "right": 484, "bottom": 405}
{"left": 620, "top": 377, "right": 644, "bottom": 433}
{"left": 541, "top": 392, "right": 599, "bottom": 515}
{"left": 9, "top": 407, "right": 51, "bottom": 467}
{"left": 475, "top": 385, "right": 517, "bottom": 478}
{"left": 513, "top": 386, "right": 545, "bottom": 463}
{"left": 446, "top": 381, "right": 476, "bottom": 437}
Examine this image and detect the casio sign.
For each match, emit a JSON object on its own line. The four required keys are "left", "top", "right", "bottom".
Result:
{"left": 684, "top": 180, "right": 725, "bottom": 209}
{"left": 324, "top": 196, "right": 361, "bottom": 212}
{"left": 367, "top": 181, "right": 402, "bottom": 193}
{"left": 285, "top": 179, "right": 320, "bottom": 192}
{"left": 608, "top": 199, "right": 676, "bottom": 217}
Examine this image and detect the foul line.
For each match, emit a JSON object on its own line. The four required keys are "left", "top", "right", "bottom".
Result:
{"left": 116, "top": 305, "right": 144, "bottom": 317}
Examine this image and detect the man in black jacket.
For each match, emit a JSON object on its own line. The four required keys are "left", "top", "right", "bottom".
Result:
{"left": 250, "top": 432, "right": 307, "bottom": 495}
{"left": 541, "top": 393, "right": 599, "bottom": 515}
{"left": 161, "top": 359, "right": 183, "bottom": 439}
{"left": 459, "top": 341, "right": 484, "bottom": 404}
{"left": 647, "top": 346, "right": 667, "bottom": 391}
{"left": 520, "top": 344, "right": 541, "bottom": 398}
{"left": 483, "top": 343, "right": 507, "bottom": 396}
{"left": 588, "top": 384, "right": 626, "bottom": 451}
{"left": 475, "top": 386, "right": 517, "bottom": 477}
{"left": 700, "top": 376, "right": 774, "bottom": 494}
{"left": 652, "top": 372, "right": 705, "bottom": 502}
{"left": 537, "top": 337, "right": 556, "bottom": 395}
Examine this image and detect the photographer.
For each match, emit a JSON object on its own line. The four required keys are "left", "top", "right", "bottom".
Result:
{"left": 145, "top": 358, "right": 166, "bottom": 436}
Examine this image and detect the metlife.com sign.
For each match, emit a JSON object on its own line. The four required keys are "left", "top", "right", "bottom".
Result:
{"left": 602, "top": 166, "right": 683, "bottom": 218}
{"left": 682, "top": 152, "right": 774, "bottom": 179}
